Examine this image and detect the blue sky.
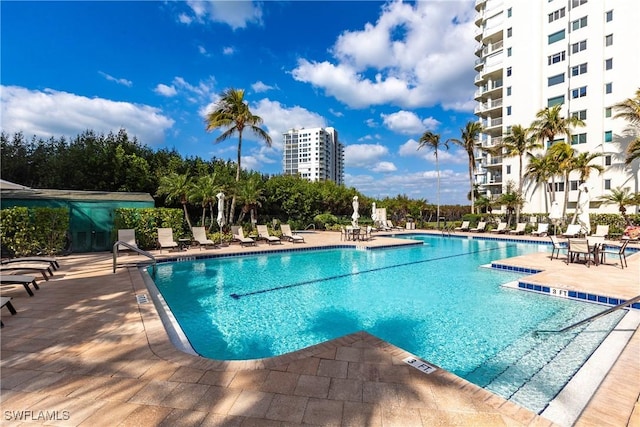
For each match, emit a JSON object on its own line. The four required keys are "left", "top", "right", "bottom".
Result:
{"left": 1, "top": 0, "right": 480, "bottom": 204}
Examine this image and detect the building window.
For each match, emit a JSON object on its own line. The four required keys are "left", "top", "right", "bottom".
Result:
{"left": 506, "top": 67, "right": 512, "bottom": 77}
{"left": 548, "top": 73, "right": 565, "bottom": 86}
{"left": 605, "top": 58, "right": 613, "bottom": 70}
{"left": 506, "top": 86, "right": 512, "bottom": 96}
{"left": 606, "top": 10, "right": 613, "bottom": 22}
{"left": 507, "top": 28, "right": 512, "bottom": 37}
{"left": 507, "top": 47, "right": 512, "bottom": 57}
{"left": 605, "top": 34, "right": 613, "bottom": 46}
{"left": 555, "top": 182, "right": 565, "bottom": 192}
{"left": 605, "top": 155, "right": 612, "bottom": 166}
{"left": 548, "top": 95, "right": 565, "bottom": 107}
{"left": 605, "top": 107, "right": 612, "bottom": 118}
{"left": 571, "top": 0, "right": 587, "bottom": 7}
{"left": 571, "top": 86, "right": 587, "bottom": 99}
{"left": 604, "top": 179, "right": 611, "bottom": 190}
{"left": 604, "top": 130, "right": 613, "bottom": 142}
{"left": 506, "top": 106, "right": 512, "bottom": 115}
{"left": 548, "top": 30, "right": 566, "bottom": 44}
{"left": 571, "top": 63, "right": 587, "bottom": 76}
{"left": 506, "top": 165, "right": 511, "bottom": 174}
{"left": 571, "top": 133, "right": 587, "bottom": 144}
{"left": 571, "top": 110, "right": 587, "bottom": 120}
{"left": 548, "top": 7, "right": 566, "bottom": 23}
{"left": 605, "top": 82, "right": 613, "bottom": 94}
{"left": 571, "top": 40, "right": 587, "bottom": 53}
{"left": 571, "top": 16, "right": 588, "bottom": 31}
{"left": 548, "top": 51, "right": 566, "bottom": 65}
{"left": 570, "top": 181, "right": 579, "bottom": 191}
{"left": 507, "top": 8, "right": 512, "bottom": 17}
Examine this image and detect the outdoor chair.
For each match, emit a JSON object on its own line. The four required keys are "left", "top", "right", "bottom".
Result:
{"left": 191, "top": 226, "right": 217, "bottom": 249}
{"left": 0, "top": 263, "right": 53, "bottom": 281}
{"left": 531, "top": 223, "right": 549, "bottom": 237}
{"left": 257, "top": 225, "right": 281, "bottom": 245}
{"left": 157, "top": 228, "right": 179, "bottom": 253}
{"left": 0, "top": 274, "right": 40, "bottom": 297}
{"left": 567, "top": 239, "right": 596, "bottom": 267}
{"left": 0, "top": 257, "right": 59, "bottom": 271}
{"left": 562, "top": 224, "right": 582, "bottom": 238}
{"left": 231, "top": 226, "right": 256, "bottom": 247}
{"left": 591, "top": 224, "right": 609, "bottom": 238}
{"left": 599, "top": 239, "right": 629, "bottom": 269}
{"left": 117, "top": 229, "right": 139, "bottom": 254}
{"left": 280, "top": 224, "right": 304, "bottom": 243}
{"left": 490, "top": 222, "right": 508, "bottom": 234}
{"left": 454, "top": 221, "right": 470, "bottom": 232}
{"left": 509, "top": 223, "right": 527, "bottom": 235}
{"left": 469, "top": 222, "right": 486, "bottom": 233}
{"left": 549, "top": 236, "right": 567, "bottom": 261}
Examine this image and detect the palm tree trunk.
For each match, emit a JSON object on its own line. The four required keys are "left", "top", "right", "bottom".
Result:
{"left": 436, "top": 157, "right": 440, "bottom": 229}
{"left": 182, "top": 202, "right": 192, "bottom": 228}
{"left": 516, "top": 155, "right": 523, "bottom": 224}
{"left": 229, "top": 132, "right": 243, "bottom": 224}
{"left": 468, "top": 161, "right": 474, "bottom": 214}
{"left": 562, "top": 171, "right": 570, "bottom": 219}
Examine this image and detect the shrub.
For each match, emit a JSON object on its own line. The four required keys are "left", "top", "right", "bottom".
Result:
{"left": 0, "top": 206, "right": 69, "bottom": 256}
{"left": 114, "top": 208, "right": 183, "bottom": 250}
{"left": 313, "top": 213, "right": 338, "bottom": 230}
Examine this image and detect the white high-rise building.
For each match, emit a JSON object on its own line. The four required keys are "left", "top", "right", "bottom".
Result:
{"left": 282, "top": 127, "right": 344, "bottom": 184}
{"left": 474, "top": 0, "right": 640, "bottom": 215}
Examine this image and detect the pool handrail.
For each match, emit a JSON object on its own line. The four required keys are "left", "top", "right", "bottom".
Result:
{"left": 305, "top": 224, "right": 316, "bottom": 230}
{"left": 113, "top": 240, "right": 156, "bottom": 275}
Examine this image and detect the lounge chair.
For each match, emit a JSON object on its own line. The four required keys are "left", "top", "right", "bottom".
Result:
{"left": 0, "top": 274, "right": 40, "bottom": 296}
{"left": 280, "top": 224, "right": 304, "bottom": 243}
{"left": 387, "top": 220, "right": 403, "bottom": 230}
{"left": 509, "top": 223, "right": 527, "bottom": 235}
{"left": 0, "top": 263, "right": 53, "bottom": 281}
{"left": 599, "top": 239, "right": 629, "bottom": 268}
{"left": 454, "top": 221, "right": 470, "bottom": 232}
{"left": 257, "top": 225, "right": 281, "bottom": 245}
{"left": 1, "top": 257, "right": 59, "bottom": 271}
{"left": 117, "top": 229, "right": 139, "bottom": 254}
{"left": 591, "top": 224, "right": 609, "bottom": 238}
{"left": 491, "top": 222, "right": 508, "bottom": 234}
{"left": 562, "top": 224, "right": 582, "bottom": 238}
{"left": 531, "top": 223, "right": 549, "bottom": 237}
{"left": 1, "top": 296, "right": 17, "bottom": 328}
{"left": 191, "top": 227, "right": 217, "bottom": 249}
{"left": 549, "top": 236, "right": 567, "bottom": 260}
{"left": 361, "top": 225, "right": 373, "bottom": 241}
{"left": 379, "top": 220, "right": 392, "bottom": 231}
{"left": 157, "top": 228, "right": 179, "bottom": 253}
{"left": 469, "top": 222, "right": 486, "bottom": 233}
{"left": 231, "top": 226, "right": 256, "bottom": 247}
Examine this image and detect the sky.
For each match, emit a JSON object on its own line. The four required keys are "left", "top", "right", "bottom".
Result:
{"left": 1, "top": 0, "right": 481, "bottom": 204}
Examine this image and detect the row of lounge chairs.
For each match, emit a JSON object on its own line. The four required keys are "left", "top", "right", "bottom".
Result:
{"left": 453, "top": 221, "right": 611, "bottom": 238}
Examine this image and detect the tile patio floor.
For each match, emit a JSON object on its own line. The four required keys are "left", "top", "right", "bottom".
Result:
{"left": 1, "top": 230, "right": 639, "bottom": 426}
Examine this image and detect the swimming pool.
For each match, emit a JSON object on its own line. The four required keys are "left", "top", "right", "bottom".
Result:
{"left": 149, "top": 234, "right": 625, "bottom": 413}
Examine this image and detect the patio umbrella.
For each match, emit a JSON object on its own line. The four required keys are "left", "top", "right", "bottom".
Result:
{"left": 216, "top": 192, "right": 225, "bottom": 230}
{"left": 352, "top": 196, "right": 360, "bottom": 227}
{"left": 549, "top": 201, "right": 562, "bottom": 235}
{"left": 577, "top": 184, "right": 591, "bottom": 235}
{"left": 371, "top": 202, "right": 377, "bottom": 225}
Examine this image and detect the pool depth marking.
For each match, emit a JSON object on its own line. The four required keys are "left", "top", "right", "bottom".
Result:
{"left": 229, "top": 244, "right": 517, "bottom": 299}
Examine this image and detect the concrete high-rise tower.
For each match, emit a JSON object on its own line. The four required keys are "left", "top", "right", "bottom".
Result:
{"left": 282, "top": 127, "right": 344, "bottom": 184}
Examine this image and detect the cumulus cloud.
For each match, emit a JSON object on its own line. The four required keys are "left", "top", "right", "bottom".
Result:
{"left": 372, "top": 161, "right": 397, "bottom": 172}
{"left": 329, "top": 108, "right": 343, "bottom": 117}
{"left": 399, "top": 138, "right": 468, "bottom": 165}
{"left": 181, "top": 0, "right": 263, "bottom": 30}
{"left": 381, "top": 110, "right": 440, "bottom": 135}
{"left": 344, "top": 143, "right": 390, "bottom": 168}
{"left": 156, "top": 76, "right": 216, "bottom": 102}
{"left": 223, "top": 46, "right": 235, "bottom": 55}
{"left": 98, "top": 71, "right": 132, "bottom": 87}
{"left": 154, "top": 84, "right": 178, "bottom": 97}
{"left": 291, "top": 0, "right": 477, "bottom": 111}
{"left": 1, "top": 85, "right": 174, "bottom": 145}
{"left": 251, "top": 81, "right": 276, "bottom": 93}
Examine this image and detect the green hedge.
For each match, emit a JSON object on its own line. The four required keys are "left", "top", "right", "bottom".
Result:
{"left": 0, "top": 207, "right": 69, "bottom": 256}
{"left": 113, "top": 208, "right": 184, "bottom": 249}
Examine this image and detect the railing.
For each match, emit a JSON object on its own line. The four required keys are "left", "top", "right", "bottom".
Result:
{"left": 537, "top": 295, "right": 640, "bottom": 334}
{"left": 113, "top": 241, "right": 157, "bottom": 275}
{"left": 305, "top": 224, "right": 316, "bottom": 230}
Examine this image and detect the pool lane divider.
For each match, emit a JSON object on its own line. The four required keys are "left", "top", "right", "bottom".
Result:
{"left": 229, "top": 244, "right": 517, "bottom": 300}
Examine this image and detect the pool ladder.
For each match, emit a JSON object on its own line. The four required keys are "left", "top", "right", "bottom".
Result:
{"left": 537, "top": 294, "right": 640, "bottom": 334}
{"left": 112, "top": 241, "right": 157, "bottom": 275}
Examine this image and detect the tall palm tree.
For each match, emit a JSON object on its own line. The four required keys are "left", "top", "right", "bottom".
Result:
{"left": 189, "top": 173, "right": 224, "bottom": 232}
{"left": 611, "top": 88, "right": 640, "bottom": 165}
{"left": 417, "top": 131, "right": 448, "bottom": 229}
{"left": 569, "top": 152, "right": 605, "bottom": 224}
{"left": 448, "top": 121, "right": 484, "bottom": 214}
{"left": 524, "top": 153, "right": 554, "bottom": 212}
{"left": 205, "top": 88, "right": 272, "bottom": 224}
{"left": 156, "top": 172, "right": 193, "bottom": 228}
{"left": 597, "top": 187, "right": 640, "bottom": 226}
{"left": 547, "top": 142, "right": 576, "bottom": 218}
{"left": 496, "top": 181, "right": 524, "bottom": 227}
{"left": 496, "top": 124, "right": 542, "bottom": 222}
{"left": 236, "top": 174, "right": 266, "bottom": 225}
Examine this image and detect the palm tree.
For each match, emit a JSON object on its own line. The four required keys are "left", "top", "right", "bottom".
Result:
{"left": 569, "top": 151, "right": 605, "bottom": 224}
{"left": 524, "top": 153, "right": 554, "bottom": 212}
{"left": 236, "top": 174, "right": 266, "bottom": 225}
{"left": 547, "top": 142, "right": 576, "bottom": 218}
{"left": 448, "top": 121, "right": 484, "bottom": 214}
{"left": 417, "top": 131, "right": 448, "bottom": 229}
{"left": 189, "top": 173, "right": 224, "bottom": 232}
{"left": 156, "top": 172, "right": 193, "bottom": 228}
{"left": 496, "top": 124, "right": 542, "bottom": 222}
{"left": 496, "top": 181, "right": 524, "bottom": 226}
{"left": 205, "top": 88, "right": 272, "bottom": 224}
{"left": 611, "top": 88, "right": 640, "bottom": 165}
{"left": 597, "top": 187, "right": 640, "bottom": 226}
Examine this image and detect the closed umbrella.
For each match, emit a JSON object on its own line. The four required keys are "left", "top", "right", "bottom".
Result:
{"left": 549, "top": 201, "right": 562, "bottom": 235}
{"left": 216, "top": 192, "right": 225, "bottom": 230}
{"left": 577, "top": 184, "right": 591, "bottom": 235}
{"left": 371, "top": 202, "right": 377, "bottom": 225}
{"left": 352, "top": 196, "right": 360, "bottom": 228}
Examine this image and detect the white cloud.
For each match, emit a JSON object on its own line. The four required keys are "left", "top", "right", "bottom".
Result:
{"left": 182, "top": 0, "right": 263, "bottom": 30}
{"left": 291, "top": 0, "right": 477, "bottom": 111}
{"left": 1, "top": 85, "right": 174, "bottom": 145}
{"left": 366, "top": 118, "right": 378, "bottom": 128}
{"left": 98, "top": 71, "right": 132, "bottom": 87}
{"left": 329, "top": 108, "right": 343, "bottom": 117}
{"left": 399, "top": 138, "right": 468, "bottom": 165}
{"left": 223, "top": 46, "right": 235, "bottom": 55}
{"left": 381, "top": 110, "right": 440, "bottom": 135}
{"left": 372, "top": 161, "right": 397, "bottom": 172}
{"left": 198, "top": 45, "right": 210, "bottom": 56}
{"left": 251, "top": 81, "right": 275, "bottom": 93}
{"left": 344, "top": 143, "right": 389, "bottom": 167}
{"left": 154, "top": 83, "right": 177, "bottom": 97}
{"left": 156, "top": 76, "right": 216, "bottom": 102}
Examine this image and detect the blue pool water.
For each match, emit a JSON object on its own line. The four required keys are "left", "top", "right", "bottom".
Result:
{"left": 149, "top": 234, "right": 624, "bottom": 413}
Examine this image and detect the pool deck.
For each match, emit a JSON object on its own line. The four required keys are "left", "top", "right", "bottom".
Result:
{"left": 1, "top": 229, "right": 639, "bottom": 426}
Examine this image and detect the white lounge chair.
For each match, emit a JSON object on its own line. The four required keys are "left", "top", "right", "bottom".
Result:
{"left": 562, "top": 224, "right": 582, "bottom": 238}
{"left": 509, "top": 223, "right": 527, "bottom": 235}
{"left": 191, "top": 227, "right": 217, "bottom": 249}
{"left": 231, "top": 226, "right": 256, "bottom": 247}
{"left": 117, "top": 229, "right": 139, "bottom": 254}
{"left": 531, "top": 223, "right": 549, "bottom": 237}
{"left": 1, "top": 257, "right": 59, "bottom": 271}
{"left": 257, "top": 225, "right": 281, "bottom": 245}
{"left": 157, "top": 228, "right": 179, "bottom": 253}
{"left": 491, "top": 222, "right": 508, "bottom": 234}
{"left": 280, "top": 224, "right": 304, "bottom": 243}
{"left": 454, "top": 221, "right": 470, "bottom": 232}
{"left": 549, "top": 236, "right": 567, "bottom": 260}
{"left": 591, "top": 224, "right": 609, "bottom": 238}
{"left": 387, "top": 220, "right": 403, "bottom": 230}
{"left": 0, "top": 263, "right": 53, "bottom": 281}
{"left": 470, "top": 222, "right": 486, "bottom": 232}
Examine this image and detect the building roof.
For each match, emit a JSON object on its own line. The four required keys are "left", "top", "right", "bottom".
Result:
{"left": 0, "top": 188, "right": 155, "bottom": 203}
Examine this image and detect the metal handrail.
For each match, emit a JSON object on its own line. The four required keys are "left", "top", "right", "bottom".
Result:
{"left": 305, "top": 224, "right": 316, "bottom": 230}
{"left": 113, "top": 241, "right": 156, "bottom": 275}
{"left": 537, "top": 294, "right": 640, "bottom": 334}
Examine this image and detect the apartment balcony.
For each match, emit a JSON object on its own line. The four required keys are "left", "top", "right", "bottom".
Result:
{"left": 475, "top": 0, "right": 486, "bottom": 12}
{"left": 475, "top": 27, "right": 483, "bottom": 42}
{"left": 475, "top": 97, "right": 503, "bottom": 115}
{"left": 482, "top": 40, "right": 503, "bottom": 57}
{"left": 482, "top": 117, "right": 503, "bottom": 131}
{"left": 487, "top": 136, "right": 502, "bottom": 147}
